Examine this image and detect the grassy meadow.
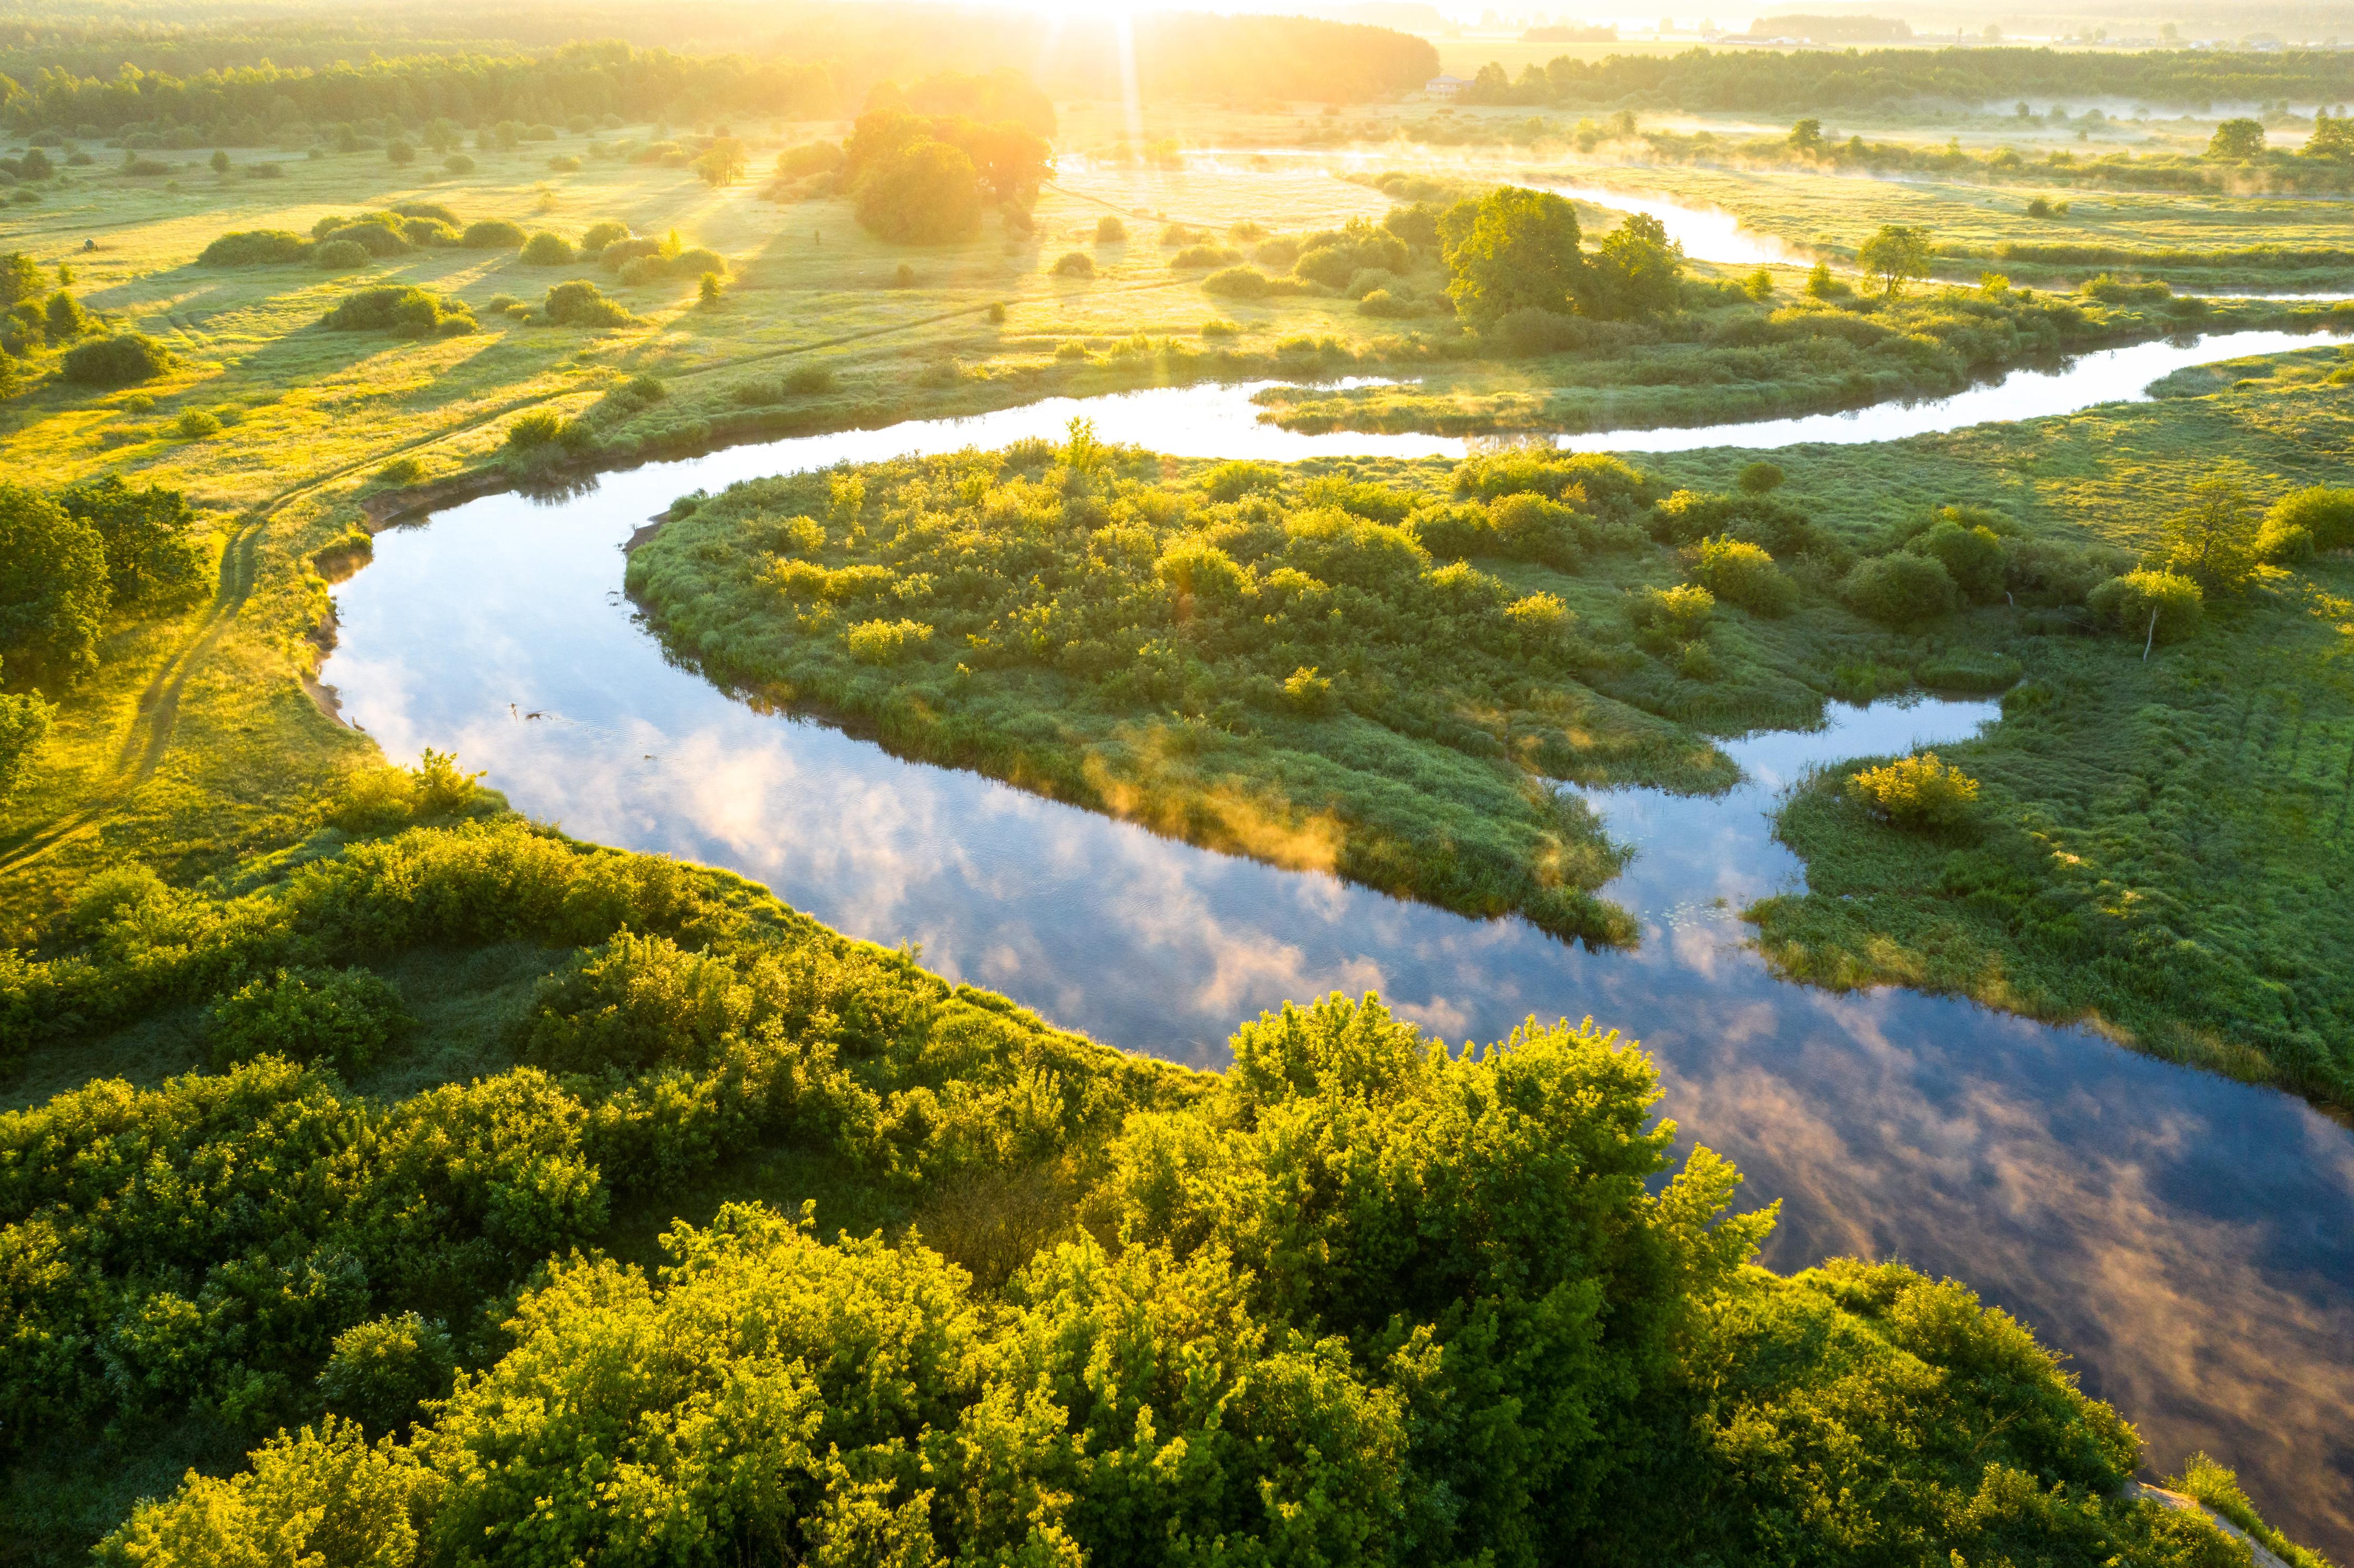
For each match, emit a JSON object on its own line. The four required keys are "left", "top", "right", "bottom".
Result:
{"left": 628, "top": 334, "right": 2354, "bottom": 1109}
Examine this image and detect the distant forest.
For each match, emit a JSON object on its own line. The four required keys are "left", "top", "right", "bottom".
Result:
{"left": 0, "top": 9, "right": 1439, "bottom": 136}
{"left": 1465, "top": 45, "right": 2354, "bottom": 111}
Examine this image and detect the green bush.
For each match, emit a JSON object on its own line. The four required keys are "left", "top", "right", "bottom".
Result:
{"left": 1050, "top": 249, "right": 1095, "bottom": 278}
{"left": 174, "top": 409, "right": 221, "bottom": 438}
{"left": 1689, "top": 535, "right": 1797, "bottom": 615}
{"left": 1629, "top": 582, "right": 1715, "bottom": 637}
{"left": 2087, "top": 568, "right": 2203, "bottom": 642}
{"left": 1843, "top": 551, "right": 1960, "bottom": 624}
{"left": 317, "top": 219, "right": 408, "bottom": 257}
{"left": 505, "top": 411, "right": 565, "bottom": 449}
{"left": 1845, "top": 750, "right": 1980, "bottom": 831}
{"left": 1170, "top": 243, "right": 1243, "bottom": 269}
{"left": 313, "top": 238, "right": 370, "bottom": 269}
{"left": 844, "top": 616, "right": 934, "bottom": 663}
{"left": 322, "top": 285, "right": 475, "bottom": 337}
{"left": 1909, "top": 517, "right": 2007, "bottom": 602}
{"left": 208, "top": 964, "right": 411, "bottom": 1073}
{"left": 520, "top": 230, "right": 575, "bottom": 265}
{"left": 578, "top": 219, "right": 631, "bottom": 255}
{"left": 2263, "top": 484, "right": 2354, "bottom": 551}
{"left": 397, "top": 215, "right": 459, "bottom": 247}
{"left": 542, "top": 279, "right": 641, "bottom": 328}
{"left": 315, "top": 1312, "right": 456, "bottom": 1437}
{"left": 61, "top": 331, "right": 171, "bottom": 385}
{"left": 198, "top": 228, "right": 308, "bottom": 265}
{"left": 1094, "top": 214, "right": 1126, "bottom": 242}
{"left": 459, "top": 218, "right": 527, "bottom": 249}
{"left": 1204, "top": 264, "right": 1273, "bottom": 297}
{"left": 784, "top": 364, "right": 834, "bottom": 394}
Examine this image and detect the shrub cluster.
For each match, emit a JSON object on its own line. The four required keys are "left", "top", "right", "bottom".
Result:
{"left": 1846, "top": 750, "right": 1982, "bottom": 831}
{"left": 320, "top": 285, "right": 476, "bottom": 337}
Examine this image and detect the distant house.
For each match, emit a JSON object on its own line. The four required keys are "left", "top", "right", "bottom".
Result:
{"left": 1424, "top": 73, "right": 1467, "bottom": 97}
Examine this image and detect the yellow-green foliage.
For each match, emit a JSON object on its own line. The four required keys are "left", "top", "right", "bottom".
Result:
{"left": 843, "top": 615, "right": 932, "bottom": 662}
{"left": 626, "top": 441, "right": 1779, "bottom": 945}
{"left": 1631, "top": 581, "right": 1716, "bottom": 636}
{"left": 1846, "top": 750, "right": 1981, "bottom": 831}
{"left": 1688, "top": 535, "right": 1797, "bottom": 616}
{"left": 2088, "top": 568, "right": 2204, "bottom": 642}
{"left": 81, "top": 976, "right": 2241, "bottom": 1568}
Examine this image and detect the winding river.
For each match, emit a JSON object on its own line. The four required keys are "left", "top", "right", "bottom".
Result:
{"left": 324, "top": 333, "right": 2354, "bottom": 1555}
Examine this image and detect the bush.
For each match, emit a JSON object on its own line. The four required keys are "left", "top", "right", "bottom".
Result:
{"left": 174, "top": 410, "right": 221, "bottom": 438}
{"left": 506, "top": 411, "right": 565, "bottom": 450}
{"left": 444, "top": 152, "right": 476, "bottom": 175}
{"left": 845, "top": 617, "right": 934, "bottom": 663}
{"left": 208, "top": 964, "right": 410, "bottom": 1073}
{"left": 1846, "top": 751, "right": 1980, "bottom": 831}
{"left": 1094, "top": 214, "right": 1127, "bottom": 242}
{"left": 599, "top": 236, "right": 661, "bottom": 272}
{"left": 1843, "top": 552, "right": 1959, "bottom": 624}
{"left": 578, "top": 220, "right": 631, "bottom": 256}
{"left": 62, "top": 332, "right": 172, "bottom": 386}
{"left": 2263, "top": 484, "right": 2354, "bottom": 552}
{"left": 316, "top": 1313, "right": 456, "bottom": 1438}
{"left": 1203, "top": 265, "right": 1271, "bottom": 298}
{"left": 1170, "top": 244, "right": 1243, "bottom": 269}
{"left": 199, "top": 228, "right": 308, "bottom": 265}
{"left": 1909, "top": 518, "right": 2006, "bottom": 602}
{"left": 1737, "top": 461, "right": 1784, "bottom": 494}
{"left": 314, "top": 239, "right": 370, "bottom": 269}
{"left": 398, "top": 216, "right": 460, "bottom": 247}
{"left": 2087, "top": 568, "right": 2203, "bottom": 642}
{"left": 318, "top": 219, "right": 409, "bottom": 257}
{"left": 785, "top": 364, "right": 834, "bottom": 394}
{"left": 323, "top": 285, "right": 474, "bottom": 337}
{"left": 1628, "top": 582, "right": 1714, "bottom": 637}
{"left": 1689, "top": 535, "right": 1797, "bottom": 616}
{"left": 1051, "top": 250, "right": 1096, "bottom": 278}
{"left": 460, "top": 218, "right": 527, "bottom": 249}
{"left": 521, "top": 231, "right": 575, "bottom": 265}
{"left": 543, "top": 280, "right": 641, "bottom": 328}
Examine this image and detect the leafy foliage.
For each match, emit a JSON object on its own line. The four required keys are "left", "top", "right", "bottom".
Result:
{"left": 1846, "top": 750, "right": 1982, "bottom": 831}
{"left": 0, "top": 483, "right": 109, "bottom": 687}
{"left": 60, "top": 332, "right": 171, "bottom": 386}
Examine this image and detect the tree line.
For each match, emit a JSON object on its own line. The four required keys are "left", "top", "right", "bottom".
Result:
{"left": 0, "top": 39, "right": 834, "bottom": 139}
{"left": 1461, "top": 44, "right": 2354, "bottom": 113}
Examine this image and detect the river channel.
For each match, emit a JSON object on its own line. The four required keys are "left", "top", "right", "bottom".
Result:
{"left": 323, "top": 334, "right": 2354, "bottom": 1554}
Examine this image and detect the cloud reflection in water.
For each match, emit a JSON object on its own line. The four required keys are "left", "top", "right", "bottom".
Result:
{"left": 325, "top": 422, "right": 2354, "bottom": 1559}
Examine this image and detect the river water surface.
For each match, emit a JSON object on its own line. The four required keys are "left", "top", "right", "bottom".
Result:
{"left": 325, "top": 341, "right": 2354, "bottom": 1554}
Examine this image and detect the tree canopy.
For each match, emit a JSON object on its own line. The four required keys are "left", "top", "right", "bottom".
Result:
{"left": 1441, "top": 186, "right": 1587, "bottom": 329}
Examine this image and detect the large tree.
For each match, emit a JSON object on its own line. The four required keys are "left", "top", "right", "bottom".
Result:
{"left": 1442, "top": 185, "right": 1588, "bottom": 331}
{"left": 0, "top": 483, "right": 109, "bottom": 690}
{"left": 2207, "top": 117, "right": 2267, "bottom": 160}
{"left": 1857, "top": 222, "right": 1933, "bottom": 299}
{"left": 1584, "top": 212, "right": 1685, "bottom": 319}
{"left": 57, "top": 475, "right": 208, "bottom": 609}
{"left": 854, "top": 138, "right": 985, "bottom": 244}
